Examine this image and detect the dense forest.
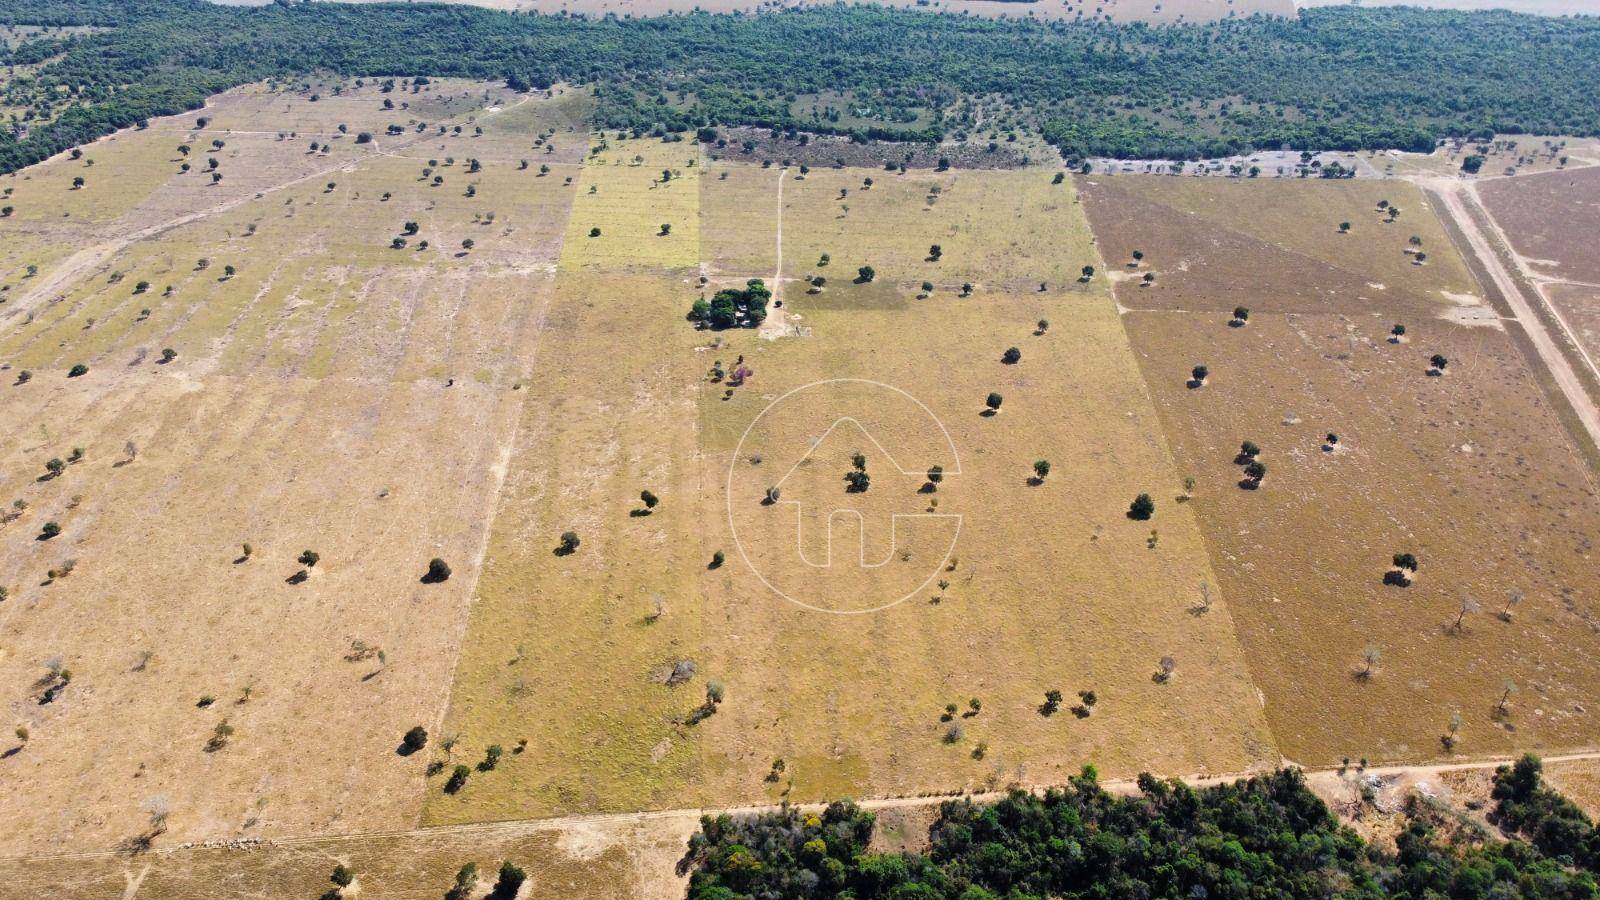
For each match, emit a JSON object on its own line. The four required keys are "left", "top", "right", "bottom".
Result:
{"left": 685, "top": 758, "right": 1600, "bottom": 898}
{"left": 3, "top": 0, "right": 1600, "bottom": 172}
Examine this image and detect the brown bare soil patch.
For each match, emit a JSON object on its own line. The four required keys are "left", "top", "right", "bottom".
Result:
{"left": 1079, "top": 175, "right": 1477, "bottom": 316}
{"left": 1478, "top": 165, "right": 1600, "bottom": 285}
{"left": 1122, "top": 309, "right": 1600, "bottom": 766}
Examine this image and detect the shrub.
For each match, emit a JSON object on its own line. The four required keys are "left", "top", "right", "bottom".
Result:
{"left": 445, "top": 764, "right": 470, "bottom": 793}
{"left": 298, "top": 550, "right": 320, "bottom": 567}
{"left": 1002, "top": 347, "right": 1021, "bottom": 364}
{"left": 641, "top": 490, "right": 659, "bottom": 509}
{"left": 856, "top": 265, "right": 875, "bottom": 283}
{"left": 40, "top": 522, "right": 60, "bottom": 540}
{"left": 558, "top": 531, "right": 580, "bottom": 554}
{"left": 331, "top": 864, "right": 354, "bottom": 887}
{"left": 480, "top": 744, "right": 503, "bottom": 771}
{"left": 985, "top": 392, "right": 1003, "bottom": 412}
{"left": 67, "top": 364, "right": 88, "bottom": 378}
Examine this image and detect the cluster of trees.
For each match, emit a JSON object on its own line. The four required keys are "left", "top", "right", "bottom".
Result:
{"left": 686, "top": 759, "right": 1600, "bottom": 898}
{"left": 5, "top": 1, "right": 1600, "bottom": 172}
{"left": 688, "top": 279, "right": 771, "bottom": 329}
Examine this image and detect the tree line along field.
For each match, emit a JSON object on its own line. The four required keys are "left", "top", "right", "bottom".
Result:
{"left": 2, "top": 75, "right": 1600, "bottom": 897}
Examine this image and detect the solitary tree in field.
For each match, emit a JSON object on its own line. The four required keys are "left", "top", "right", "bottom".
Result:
{"left": 1232, "top": 306, "right": 1250, "bottom": 325}
{"left": 425, "top": 558, "right": 452, "bottom": 583}
{"left": 1154, "top": 655, "right": 1177, "bottom": 683}
{"left": 71, "top": 176, "right": 84, "bottom": 190}
{"left": 640, "top": 490, "right": 659, "bottom": 511}
{"left": 1359, "top": 642, "right": 1381, "bottom": 679}
{"left": 557, "top": 531, "right": 580, "bottom": 555}
{"left": 1430, "top": 354, "right": 1449, "bottom": 372}
{"left": 1442, "top": 711, "right": 1463, "bottom": 750}
{"left": 984, "top": 392, "right": 1003, "bottom": 413}
{"left": 447, "top": 864, "right": 477, "bottom": 900}
{"left": 1191, "top": 364, "right": 1208, "bottom": 386}
{"left": 1500, "top": 587, "right": 1524, "bottom": 621}
{"left": 1128, "top": 493, "right": 1155, "bottom": 520}
{"left": 856, "top": 265, "right": 876, "bottom": 284}
{"left": 589, "top": 227, "right": 601, "bottom": 238}
{"left": 926, "top": 465, "right": 944, "bottom": 491}
{"left": 1002, "top": 347, "right": 1021, "bottom": 364}
{"left": 298, "top": 550, "right": 320, "bottom": 568}
{"left": 659, "top": 223, "right": 671, "bottom": 236}
{"left": 1033, "top": 460, "right": 1051, "bottom": 482}
{"left": 1040, "top": 689, "right": 1063, "bottom": 716}
{"left": 1497, "top": 678, "right": 1517, "bottom": 714}
{"left": 68, "top": 364, "right": 88, "bottom": 378}
{"left": 161, "top": 348, "right": 176, "bottom": 363}
{"left": 1391, "top": 324, "right": 1406, "bottom": 339}
{"left": 1451, "top": 593, "right": 1480, "bottom": 632}
{"left": 1131, "top": 249, "right": 1144, "bottom": 265}
{"left": 1239, "top": 440, "right": 1260, "bottom": 460}
{"left": 223, "top": 265, "right": 236, "bottom": 278}
{"left": 1339, "top": 221, "right": 1351, "bottom": 233}
{"left": 1036, "top": 319, "right": 1050, "bottom": 335}
{"left": 492, "top": 862, "right": 526, "bottom": 900}
{"left": 1080, "top": 265, "right": 1095, "bottom": 281}
{"left": 928, "top": 244, "right": 942, "bottom": 261}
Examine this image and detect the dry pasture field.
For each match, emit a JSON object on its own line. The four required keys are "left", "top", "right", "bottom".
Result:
{"left": 425, "top": 154, "right": 1277, "bottom": 831}
{"left": 1084, "top": 174, "right": 1600, "bottom": 766}
{"left": 0, "top": 79, "right": 578, "bottom": 861}
{"left": 4, "top": 72, "right": 1600, "bottom": 898}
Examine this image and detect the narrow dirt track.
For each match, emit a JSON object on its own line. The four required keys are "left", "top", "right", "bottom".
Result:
{"left": 9, "top": 749, "right": 1600, "bottom": 865}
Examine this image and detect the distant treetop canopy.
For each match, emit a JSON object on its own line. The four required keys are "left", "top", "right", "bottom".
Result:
{"left": 2, "top": 1, "right": 1599, "bottom": 172}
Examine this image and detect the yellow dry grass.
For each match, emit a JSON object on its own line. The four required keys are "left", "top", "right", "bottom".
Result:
{"left": 561, "top": 139, "right": 702, "bottom": 272}
{"left": 428, "top": 165, "right": 1276, "bottom": 828}
{"left": 776, "top": 167, "right": 1100, "bottom": 292}
{"left": 0, "top": 87, "right": 578, "bottom": 857}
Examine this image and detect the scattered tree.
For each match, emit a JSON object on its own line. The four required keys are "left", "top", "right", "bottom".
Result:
{"left": 1128, "top": 493, "right": 1155, "bottom": 520}
{"left": 425, "top": 558, "right": 452, "bottom": 583}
